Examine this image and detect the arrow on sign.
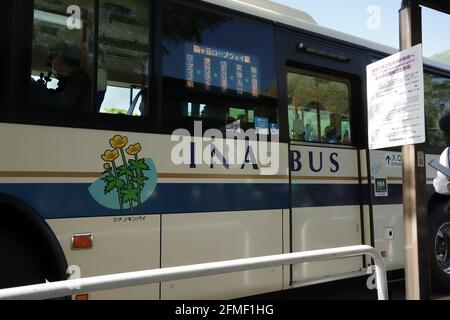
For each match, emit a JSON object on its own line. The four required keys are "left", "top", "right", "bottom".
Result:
{"left": 386, "top": 156, "right": 392, "bottom": 165}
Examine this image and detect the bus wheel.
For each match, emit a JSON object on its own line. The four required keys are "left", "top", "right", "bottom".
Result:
{"left": 0, "top": 223, "right": 48, "bottom": 291}
{"left": 429, "top": 200, "right": 450, "bottom": 293}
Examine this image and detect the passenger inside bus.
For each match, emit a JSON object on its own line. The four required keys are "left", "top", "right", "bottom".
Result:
{"left": 299, "top": 101, "right": 322, "bottom": 142}
{"left": 324, "top": 113, "right": 341, "bottom": 143}
{"left": 30, "top": 43, "right": 91, "bottom": 113}
{"left": 292, "top": 111, "right": 305, "bottom": 141}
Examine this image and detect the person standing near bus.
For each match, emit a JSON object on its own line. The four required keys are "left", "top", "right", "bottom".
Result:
{"left": 433, "top": 113, "right": 450, "bottom": 194}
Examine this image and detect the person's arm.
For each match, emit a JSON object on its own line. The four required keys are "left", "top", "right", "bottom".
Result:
{"left": 433, "top": 147, "right": 450, "bottom": 194}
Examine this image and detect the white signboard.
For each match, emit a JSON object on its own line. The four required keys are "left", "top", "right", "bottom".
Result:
{"left": 367, "top": 44, "right": 425, "bottom": 150}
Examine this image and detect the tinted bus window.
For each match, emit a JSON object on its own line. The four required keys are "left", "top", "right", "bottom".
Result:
{"left": 162, "top": 1, "right": 278, "bottom": 134}
{"left": 29, "top": 0, "right": 150, "bottom": 117}
{"left": 425, "top": 72, "right": 450, "bottom": 148}
{"left": 287, "top": 70, "right": 352, "bottom": 145}
{"left": 97, "top": 0, "right": 150, "bottom": 116}
{"left": 30, "top": 0, "right": 95, "bottom": 114}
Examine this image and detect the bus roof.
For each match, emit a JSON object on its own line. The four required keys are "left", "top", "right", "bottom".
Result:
{"left": 203, "top": 0, "right": 450, "bottom": 72}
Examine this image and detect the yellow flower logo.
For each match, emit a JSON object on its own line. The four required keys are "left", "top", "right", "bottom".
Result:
{"left": 110, "top": 135, "right": 129, "bottom": 149}
{"left": 101, "top": 149, "right": 119, "bottom": 162}
{"left": 126, "top": 143, "right": 142, "bottom": 156}
{"left": 92, "top": 134, "right": 157, "bottom": 215}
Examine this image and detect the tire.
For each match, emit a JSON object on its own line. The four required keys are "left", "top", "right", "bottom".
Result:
{"left": 429, "top": 199, "right": 450, "bottom": 293}
{"left": 0, "top": 218, "right": 54, "bottom": 290}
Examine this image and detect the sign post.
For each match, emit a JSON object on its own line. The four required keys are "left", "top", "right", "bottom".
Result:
{"left": 366, "top": 0, "right": 431, "bottom": 300}
{"left": 398, "top": 0, "right": 431, "bottom": 300}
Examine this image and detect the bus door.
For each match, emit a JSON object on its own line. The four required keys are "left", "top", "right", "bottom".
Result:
{"left": 286, "top": 67, "right": 367, "bottom": 284}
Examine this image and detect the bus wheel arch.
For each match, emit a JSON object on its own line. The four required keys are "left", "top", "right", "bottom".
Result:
{"left": 428, "top": 193, "right": 450, "bottom": 292}
{"left": 0, "top": 193, "right": 68, "bottom": 290}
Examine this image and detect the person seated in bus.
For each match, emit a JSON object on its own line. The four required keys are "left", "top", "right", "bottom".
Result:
{"left": 291, "top": 112, "right": 305, "bottom": 141}
{"left": 324, "top": 113, "right": 341, "bottom": 143}
{"left": 433, "top": 113, "right": 450, "bottom": 195}
{"left": 30, "top": 44, "right": 91, "bottom": 113}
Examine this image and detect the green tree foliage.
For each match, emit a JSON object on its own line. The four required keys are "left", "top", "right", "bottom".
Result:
{"left": 425, "top": 73, "right": 450, "bottom": 148}
{"left": 162, "top": 2, "right": 229, "bottom": 54}
{"left": 103, "top": 108, "right": 127, "bottom": 115}
{"left": 431, "top": 50, "right": 450, "bottom": 65}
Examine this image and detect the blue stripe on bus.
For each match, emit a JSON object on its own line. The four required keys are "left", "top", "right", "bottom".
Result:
{"left": 0, "top": 182, "right": 435, "bottom": 219}
{"left": 0, "top": 183, "right": 289, "bottom": 219}
{"left": 291, "top": 184, "right": 364, "bottom": 208}
{"left": 291, "top": 183, "right": 434, "bottom": 208}
{"left": 371, "top": 184, "right": 402, "bottom": 206}
{"left": 371, "top": 184, "right": 436, "bottom": 206}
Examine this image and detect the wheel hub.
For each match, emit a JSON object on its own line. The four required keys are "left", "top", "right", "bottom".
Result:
{"left": 435, "top": 222, "right": 450, "bottom": 274}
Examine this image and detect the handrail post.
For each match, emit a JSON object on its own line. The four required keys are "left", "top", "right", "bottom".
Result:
{"left": 370, "top": 250, "right": 389, "bottom": 300}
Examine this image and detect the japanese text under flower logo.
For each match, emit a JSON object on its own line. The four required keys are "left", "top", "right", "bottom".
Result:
{"left": 89, "top": 135, "right": 158, "bottom": 214}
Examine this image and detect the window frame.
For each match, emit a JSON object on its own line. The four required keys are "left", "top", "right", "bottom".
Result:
{"left": 286, "top": 66, "right": 355, "bottom": 147}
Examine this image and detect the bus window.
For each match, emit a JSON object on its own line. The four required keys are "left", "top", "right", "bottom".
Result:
{"left": 30, "top": 0, "right": 95, "bottom": 113}
{"left": 161, "top": 1, "right": 278, "bottom": 135}
{"left": 287, "top": 70, "right": 352, "bottom": 145}
{"left": 97, "top": 0, "right": 150, "bottom": 116}
{"left": 425, "top": 72, "right": 450, "bottom": 148}
{"left": 29, "top": 0, "right": 150, "bottom": 117}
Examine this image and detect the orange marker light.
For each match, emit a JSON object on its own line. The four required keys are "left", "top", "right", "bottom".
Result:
{"left": 381, "top": 251, "right": 388, "bottom": 258}
{"left": 72, "top": 234, "right": 93, "bottom": 250}
{"left": 75, "top": 294, "right": 89, "bottom": 301}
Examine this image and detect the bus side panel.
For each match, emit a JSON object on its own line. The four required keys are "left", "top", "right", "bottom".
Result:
{"left": 291, "top": 206, "right": 363, "bottom": 281}
{"left": 368, "top": 150, "right": 406, "bottom": 271}
{"left": 47, "top": 216, "right": 161, "bottom": 300}
{"left": 372, "top": 205, "right": 404, "bottom": 270}
{"left": 0, "top": 124, "right": 289, "bottom": 299}
{"left": 290, "top": 145, "right": 364, "bottom": 282}
{"left": 367, "top": 150, "right": 441, "bottom": 272}
{"left": 160, "top": 210, "right": 283, "bottom": 300}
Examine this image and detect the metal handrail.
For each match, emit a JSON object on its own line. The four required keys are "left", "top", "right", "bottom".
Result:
{"left": 0, "top": 245, "right": 388, "bottom": 300}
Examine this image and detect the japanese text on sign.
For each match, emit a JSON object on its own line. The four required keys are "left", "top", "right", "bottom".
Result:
{"left": 367, "top": 44, "right": 425, "bottom": 150}
{"left": 185, "top": 44, "right": 260, "bottom": 97}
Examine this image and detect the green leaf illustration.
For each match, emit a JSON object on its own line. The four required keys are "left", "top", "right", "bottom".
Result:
{"left": 129, "top": 159, "right": 150, "bottom": 173}
{"left": 121, "top": 186, "right": 140, "bottom": 204}
{"left": 102, "top": 175, "right": 125, "bottom": 194}
{"left": 135, "top": 175, "right": 149, "bottom": 189}
{"left": 117, "top": 165, "right": 134, "bottom": 178}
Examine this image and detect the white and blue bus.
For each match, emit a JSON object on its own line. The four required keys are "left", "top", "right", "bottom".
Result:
{"left": 1, "top": 0, "right": 450, "bottom": 299}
